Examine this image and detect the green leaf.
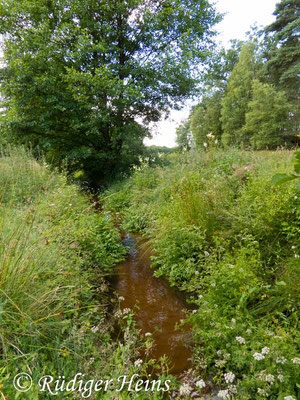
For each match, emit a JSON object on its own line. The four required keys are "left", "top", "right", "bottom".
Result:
{"left": 271, "top": 174, "right": 296, "bottom": 186}
{"left": 275, "top": 281, "right": 286, "bottom": 286}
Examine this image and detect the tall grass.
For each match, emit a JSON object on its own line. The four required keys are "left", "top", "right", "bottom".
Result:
{"left": 0, "top": 147, "right": 140, "bottom": 399}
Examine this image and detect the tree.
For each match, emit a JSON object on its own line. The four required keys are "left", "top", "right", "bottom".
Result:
{"left": 176, "top": 119, "right": 192, "bottom": 152}
{"left": 220, "top": 42, "right": 257, "bottom": 147}
{"left": 243, "top": 80, "right": 291, "bottom": 149}
{"left": 265, "top": 0, "right": 300, "bottom": 137}
{"left": 265, "top": 0, "right": 300, "bottom": 97}
{"left": 0, "top": 0, "right": 220, "bottom": 187}
{"left": 190, "top": 91, "right": 223, "bottom": 147}
{"left": 200, "top": 39, "right": 243, "bottom": 94}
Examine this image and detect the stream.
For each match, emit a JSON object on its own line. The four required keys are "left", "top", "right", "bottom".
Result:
{"left": 114, "top": 233, "right": 193, "bottom": 376}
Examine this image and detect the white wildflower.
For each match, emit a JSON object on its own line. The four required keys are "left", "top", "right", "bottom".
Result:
{"left": 123, "top": 308, "right": 131, "bottom": 315}
{"left": 261, "top": 347, "right": 270, "bottom": 355}
{"left": 198, "top": 295, "right": 203, "bottom": 299}
{"left": 224, "top": 371, "right": 235, "bottom": 384}
{"left": 217, "top": 350, "right": 223, "bottom": 356}
{"left": 195, "top": 270, "right": 199, "bottom": 275}
{"left": 284, "top": 397, "right": 296, "bottom": 400}
{"left": 264, "top": 374, "right": 275, "bottom": 384}
{"left": 291, "top": 357, "right": 300, "bottom": 364}
{"left": 231, "top": 318, "right": 236, "bottom": 324}
{"left": 224, "top": 353, "right": 231, "bottom": 360}
{"left": 278, "top": 374, "right": 284, "bottom": 382}
{"left": 114, "top": 310, "right": 122, "bottom": 318}
{"left": 228, "top": 385, "right": 237, "bottom": 394}
{"left": 91, "top": 326, "right": 99, "bottom": 333}
{"left": 236, "top": 336, "right": 246, "bottom": 344}
{"left": 257, "top": 388, "right": 267, "bottom": 396}
{"left": 134, "top": 359, "right": 143, "bottom": 367}
{"left": 119, "top": 296, "right": 125, "bottom": 301}
{"left": 211, "top": 282, "right": 216, "bottom": 287}
{"left": 192, "top": 310, "right": 197, "bottom": 314}
{"left": 246, "top": 328, "right": 252, "bottom": 334}
{"left": 195, "top": 379, "right": 206, "bottom": 389}
{"left": 218, "top": 389, "right": 230, "bottom": 399}
{"left": 179, "top": 383, "right": 192, "bottom": 396}
{"left": 276, "top": 356, "right": 287, "bottom": 364}
{"left": 203, "top": 142, "right": 208, "bottom": 148}
{"left": 253, "top": 352, "right": 265, "bottom": 361}
{"left": 145, "top": 332, "right": 152, "bottom": 337}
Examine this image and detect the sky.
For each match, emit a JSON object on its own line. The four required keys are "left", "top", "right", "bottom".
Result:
{"left": 144, "top": 0, "right": 279, "bottom": 148}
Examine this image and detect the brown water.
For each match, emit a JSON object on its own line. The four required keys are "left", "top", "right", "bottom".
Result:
{"left": 115, "top": 233, "right": 193, "bottom": 376}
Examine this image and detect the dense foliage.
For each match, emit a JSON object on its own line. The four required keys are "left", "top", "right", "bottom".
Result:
{"left": 104, "top": 149, "right": 300, "bottom": 399}
{"left": 0, "top": 0, "right": 220, "bottom": 186}
{"left": 178, "top": 0, "right": 299, "bottom": 150}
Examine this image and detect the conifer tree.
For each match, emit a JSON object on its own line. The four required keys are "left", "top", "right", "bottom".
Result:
{"left": 221, "top": 42, "right": 257, "bottom": 147}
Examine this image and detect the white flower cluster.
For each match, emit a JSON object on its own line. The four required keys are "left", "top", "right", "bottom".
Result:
{"left": 291, "top": 357, "right": 300, "bottom": 364}
{"left": 257, "top": 388, "right": 268, "bottom": 396}
{"left": 253, "top": 352, "right": 265, "bottom": 361}
{"left": 134, "top": 359, "right": 143, "bottom": 367}
{"left": 224, "top": 371, "right": 235, "bottom": 384}
{"left": 91, "top": 325, "right": 99, "bottom": 333}
{"left": 218, "top": 389, "right": 231, "bottom": 399}
{"left": 284, "top": 396, "right": 296, "bottom": 400}
{"left": 278, "top": 374, "right": 285, "bottom": 382}
{"left": 276, "top": 356, "right": 287, "bottom": 364}
{"left": 235, "top": 336, "right": 246, "bottom": 344}
{"left": 261, "top": 347, "right": 270, "bottom": 355}
{"left": 179, "top": 383, "right": 192, "bottom": 396}
{"left": 258, "top": 372, "right": 274, "bottom": 384}
{"left": 195, "top": 379, "right": 206, "bottom": 389}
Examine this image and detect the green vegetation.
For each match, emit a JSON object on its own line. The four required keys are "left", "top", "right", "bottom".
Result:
{"left": 0, "top": 147, "right": 166, "bottom": 399}
{"left": 0, "top": 0, "right": 220, "bottom": 187}
{"left": 178, "top": 0, "right": 300, "bottom": 150}
{"left": 104, "top": 149, "right": 300, "bottom": 399}
{"left": 0, "top": 0, "right": 299, "bottom": 399}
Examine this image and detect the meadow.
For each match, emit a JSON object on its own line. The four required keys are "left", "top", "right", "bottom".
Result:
{"left": 103, "top": 148, "right": 300, "bottom": 399}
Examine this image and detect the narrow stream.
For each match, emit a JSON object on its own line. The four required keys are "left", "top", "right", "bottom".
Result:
{"left": 115, "top": 233, "right": 193, "bottom": 376}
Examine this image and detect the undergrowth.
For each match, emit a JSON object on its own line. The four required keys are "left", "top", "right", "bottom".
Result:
{"left": 103, "top": 149, "right": 300, "bottom": 400}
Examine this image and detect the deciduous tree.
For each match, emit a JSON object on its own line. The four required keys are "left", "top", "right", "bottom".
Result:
{"left": 0, "top": 0, "right": 220, "bottom": 186}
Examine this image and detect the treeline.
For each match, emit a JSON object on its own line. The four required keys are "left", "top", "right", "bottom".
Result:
{"left": 177, "top": 0, "right": 300, "bottom": 151}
